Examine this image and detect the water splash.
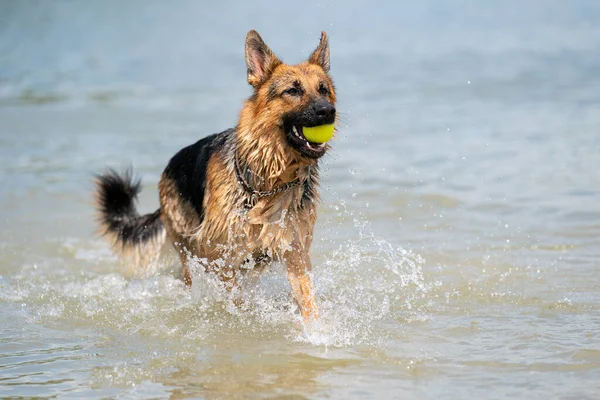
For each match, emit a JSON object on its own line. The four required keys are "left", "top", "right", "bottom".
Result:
{"left": 1, "top": 198, "right": 431, "bottom": 349}
{"left": 289, "top": 198, "right": 431, "bottom": 347}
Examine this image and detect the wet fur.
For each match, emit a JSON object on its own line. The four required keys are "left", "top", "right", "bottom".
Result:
{"left": 94, "top": 30, "right": 336, "bottom": 321}
{"left": 94, "top": 169, "right": 166, "bottom": 268}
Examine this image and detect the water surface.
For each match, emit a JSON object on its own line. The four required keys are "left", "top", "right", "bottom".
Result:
{"left": 1, "top": 1, "right": 599, "bottom": 398}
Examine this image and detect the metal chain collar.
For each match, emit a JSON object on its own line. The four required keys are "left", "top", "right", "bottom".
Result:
{"left": 234, "top": 155, "right": 301, "bottom": 209}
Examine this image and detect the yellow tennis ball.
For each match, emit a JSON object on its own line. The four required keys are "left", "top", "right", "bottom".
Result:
{"left": 302, "top": 124, "right": 335, "bottom": 144}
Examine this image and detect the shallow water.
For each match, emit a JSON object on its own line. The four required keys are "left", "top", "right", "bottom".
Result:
{"left": 1, "top": 1, "right": 600, "bottom": 398}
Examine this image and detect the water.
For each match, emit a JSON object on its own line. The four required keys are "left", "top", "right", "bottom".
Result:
{"left": 1, "top": 1, "right": 600, "bottom": 398}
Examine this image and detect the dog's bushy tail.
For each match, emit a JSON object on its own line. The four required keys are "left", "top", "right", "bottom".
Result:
{"left": 94, "top": 169, "right": 166, "bottom": 267}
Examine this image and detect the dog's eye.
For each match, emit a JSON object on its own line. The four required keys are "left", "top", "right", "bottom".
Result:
{"left": 284, "top": 87, "right": 301, "bottom": 96}
{"left": 319, "top": 85, "right": 329, "bottom": 96}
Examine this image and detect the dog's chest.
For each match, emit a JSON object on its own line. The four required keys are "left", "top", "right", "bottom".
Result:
{"left": 198, "top": 172, "right": 315, "bottom": 257}
{"left": 241, "top": 192, "right": 299, "bottom": 249}
{"left": 234, "top": 187, "right": 312, "bottom": 252}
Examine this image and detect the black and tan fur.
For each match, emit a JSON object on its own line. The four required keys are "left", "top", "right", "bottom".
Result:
{"left": 94, "top": 30, "right": 336, "bottom": 322}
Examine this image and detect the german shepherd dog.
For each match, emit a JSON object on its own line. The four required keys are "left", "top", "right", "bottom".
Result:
{"left": 94, "top": 30, "right": 336, "bottom": 322}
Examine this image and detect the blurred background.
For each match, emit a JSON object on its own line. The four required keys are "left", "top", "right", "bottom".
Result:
{"left": 1, "top": 1, "right": 599, "bottom": 398}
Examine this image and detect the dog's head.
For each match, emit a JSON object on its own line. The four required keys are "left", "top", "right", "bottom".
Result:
{"left": 241, "top": 30, "right": 336, "bottom": 160}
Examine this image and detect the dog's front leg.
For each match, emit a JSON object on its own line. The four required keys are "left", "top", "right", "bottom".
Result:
{"left": 285, "top": 250, "right": 319, "bottom": 322}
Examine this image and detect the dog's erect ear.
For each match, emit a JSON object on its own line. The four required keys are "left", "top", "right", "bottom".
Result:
{"left": 245, "top": 30, "right": 282, "bottom": 87}
{"left": 308, "top": 31, "right": 330, "bottom": 72}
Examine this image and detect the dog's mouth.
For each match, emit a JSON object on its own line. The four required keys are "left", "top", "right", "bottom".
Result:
{"left": 284, "top": 124, "right": 329, "bottom": 159}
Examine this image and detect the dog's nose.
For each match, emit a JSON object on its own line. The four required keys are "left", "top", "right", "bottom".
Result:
{"left": 314, "top": 102, "right": 336, "bottom": 119}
